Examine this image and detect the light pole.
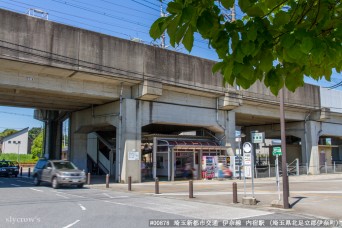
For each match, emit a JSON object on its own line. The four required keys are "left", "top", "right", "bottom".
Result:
{"left": 15, "top": 141, "right": 21, "bottom": 164}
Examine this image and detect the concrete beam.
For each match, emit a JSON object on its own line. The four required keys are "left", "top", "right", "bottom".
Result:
{"left": 132, "top": 80, "right": 162, "bottom": 100}
{"left": 218, "top": 92, "right": 242, "bottom": 110}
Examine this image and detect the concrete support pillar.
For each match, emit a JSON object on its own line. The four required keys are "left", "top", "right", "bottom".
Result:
{"left": 70, "top": 133, "right": 87, "bottom": 172}
{"left": 40, "top": 110, "right": 62, "bottom": 160}
{"left": 306, "top": 121, "right": 321, "bottom": 174}
{"left": 216, "top": 110, "right": 236, "bottom": 155}
{"left": 116, "top": 99, "right": 142, "bottom": 183}
{"left": 69, "top": 114, "right": 88, "bottom": 171}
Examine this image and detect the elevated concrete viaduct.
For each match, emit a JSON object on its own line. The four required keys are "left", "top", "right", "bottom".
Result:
{"left": 0, "top": 9, "right": 341, "bottom": 181}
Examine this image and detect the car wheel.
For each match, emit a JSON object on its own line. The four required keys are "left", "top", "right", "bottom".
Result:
{"left": 33, "top": 176, "right": 41, "bottom": 186}
{"left": 52, "top": 177, "right": 59, "bottom": 189}
{"left": 77, "top": 184, "right": 84, "bottom": 188}
{"left": 14, "top": 175, "right": 17, "bottom": 178}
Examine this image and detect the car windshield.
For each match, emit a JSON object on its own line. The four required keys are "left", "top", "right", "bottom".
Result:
{"left": 53, "top": 161, "right": 77, "bottom": 170}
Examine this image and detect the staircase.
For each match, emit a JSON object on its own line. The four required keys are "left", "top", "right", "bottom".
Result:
{"left": 86, "top": 132, "right": 116, "bottom": 175}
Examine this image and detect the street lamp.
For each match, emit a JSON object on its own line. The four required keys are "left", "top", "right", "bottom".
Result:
{"left": 236, "top": 133, "right": 246, "bottom": 180}
{"left": 14, "top": 141, "right": 21, "bottom": 163}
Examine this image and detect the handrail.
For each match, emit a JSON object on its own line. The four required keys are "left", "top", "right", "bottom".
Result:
{"left": 94, "top": 132, "right": 114, "bottom": 150}
{"left": 287, "top": 158, "right": 298, "bottom": 167}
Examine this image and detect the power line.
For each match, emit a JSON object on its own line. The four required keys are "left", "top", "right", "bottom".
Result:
{"left": 0, "top": 0, "right": 214, "bottom": 53}
{"left": 50, "top": 0, "right": 151, "bottom": 27}
{"left": 99, "top": 0, "right": 157, "bottom": 16}
{"left": 0, "top": 111, "right": 33, "bottom": 117}
{"left": 0, "top": 1, "right": 150, "bottom": 37}
{"left": 131, "top": 0, "right": 159, "bottom": 12}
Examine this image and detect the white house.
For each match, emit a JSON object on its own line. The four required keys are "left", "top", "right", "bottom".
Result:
{"left": 1, "top": 128, "right": 30, "bottom": 154}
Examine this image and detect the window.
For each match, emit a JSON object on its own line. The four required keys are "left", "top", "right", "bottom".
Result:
{"left": 8, "top": 141, "right": 11, "bottom": 144}
{"left": 13, "top": 141, "right": 16, "bottom": 144}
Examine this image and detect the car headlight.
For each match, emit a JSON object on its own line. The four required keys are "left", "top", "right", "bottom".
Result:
{"left": 81, "top": 171, "right": 86, "bottom": 177}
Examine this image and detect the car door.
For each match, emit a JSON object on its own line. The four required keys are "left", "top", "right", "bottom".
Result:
{"left": 41, "top": 162, "right": 53, "bottom": 182}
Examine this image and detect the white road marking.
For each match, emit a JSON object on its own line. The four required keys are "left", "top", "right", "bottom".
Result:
{"left": 78, "top": 204, "right": 86, "bottom": 211}
{"left": 63, "top": 220, "right": 80, "bottom": 228}
{"left": 55, "top": 192, "right": 85, "bottom": 198}
{"left": 102, "top": 193, "right": 128, "bottom": 199}
{"left": 10, "top": 184, "right": 21, "bottom": 187}
{"left": 30, "top": 188, "right": 43, "bottom": 192}
{"left": 104, "top": 200, "right": 125, "bottom": 205}
{"left": 16, "top": 180, "right": 33, "bottom": 184}
{"left": 56, "top": 194, "right": 69, "bottom": 199}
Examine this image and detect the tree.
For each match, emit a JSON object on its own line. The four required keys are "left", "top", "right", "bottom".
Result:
{"left": 28, "top": 127, "right": 43, "bottom": 142}
{"left": 31, "top": 131, "right": 43, "bottom": 159}
{"left": 0, "top": 129, "right": 18, "bottom": 140}
{"left": 150, "top": 0, "right": 341, "bottom": 95}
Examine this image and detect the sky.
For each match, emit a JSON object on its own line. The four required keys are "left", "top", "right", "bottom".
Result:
{"left": 0, "top": 0, "right": 340, "bottom": 131}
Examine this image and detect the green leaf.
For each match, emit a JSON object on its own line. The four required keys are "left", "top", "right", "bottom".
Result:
{"left": 235, "top": 45, "right": 246, "bottom": 63}
{"left": 167, "top": 2, "right": 183, "bottom": 14}
{"left": 223, "top": 61, "right": 234, "bottom": 84}
{"left": 300, "top": 37, "right": 313, "bottom": 54}
{"left": 273, "top": 11, "right": 290, "bottom": 27}
{"left": 259, "top": 50, "right": 273, "bottom": 72}
{"left": 175, "top": 23, "right": 188, "bottom": 45}
{"left": 167, "top": 16, "right": 181, "bottom": 46}
{"left": 247, "top": 27, "right": 257, "bottom": 41}
{"left": 150, "top": 17, "right": 166, "bottom": 40}
{"left": 280, "top": 35, "right": 295, "bottom": 49}
{"left": 212, "top": 62, "right": 224, "bottom": 74}
{"left": 197, "top": 11, "right": 214, "bottom": 37}
{"left": 181, "top": 6, "right": 195, "bottom": 23}
{"left": 182, "top": 26, "right": 194, "bottom": 52}
{"left": 241, "top": 41, "right": 255, "bottom": 56}
{"left": 239, "top": 0, "right": 253, "bottom": 13}
{"left": 246, "top": 6, "right": 264, "bottom": 17}
{"left": 264, "top": 69, "right": 282, "bottom": 96}
{"left": 285, "top": 69, "right": 304, "bottom": 92}
{"left": 221, "top": 0, "right": 235, "bottom": 9}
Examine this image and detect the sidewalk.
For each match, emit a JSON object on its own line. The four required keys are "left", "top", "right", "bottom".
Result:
{"left": 88, "top": 173, "right": 342, "bottom": 220}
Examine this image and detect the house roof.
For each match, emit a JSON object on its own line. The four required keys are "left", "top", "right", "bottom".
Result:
{"left": 1, "top": 127, "right": 29, "bottom": 141}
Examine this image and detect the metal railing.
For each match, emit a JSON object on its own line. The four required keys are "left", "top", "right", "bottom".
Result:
{"left": 253, "top": 162, "right": 342, "bottom": 178}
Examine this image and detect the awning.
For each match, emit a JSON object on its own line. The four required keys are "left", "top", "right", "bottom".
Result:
{"left": 158, "top": 139, "right": 230, "bottom": 151}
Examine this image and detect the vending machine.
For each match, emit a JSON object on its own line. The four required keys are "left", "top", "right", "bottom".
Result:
{"left": 229, "top": 156, "right": 243, "bottom": 178}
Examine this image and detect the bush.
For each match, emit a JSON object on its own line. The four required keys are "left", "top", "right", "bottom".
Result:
{"left": 0, "top": 153, "right": 38, "bottom": 164}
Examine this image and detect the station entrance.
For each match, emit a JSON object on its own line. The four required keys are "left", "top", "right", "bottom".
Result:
{"left": 141, "top": 136, "right": 231, "bottom": 181}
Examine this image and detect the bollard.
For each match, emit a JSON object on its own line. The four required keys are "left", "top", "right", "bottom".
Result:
{"left": 155, "top": 177, "right": 159, "bottom": 194}
{"left": 128, "top": 176, "right": 132, "bottom": 191}
{"left": 233, "top": 182, "right": 238, "bottom": 204}
{"left": 28, "top": 167, "right": 31, "bottom": 178}
{"left": 20, "top": 167, "right": 23, "bottom": 177}
{"left": 189, "top": 180, "right": 194, "bottom": 198}
{"left": 87, "top": 173, "right": 91, "bottom": 185}
{"left": 106, "top": 174, "right": 109, "bottom": 188}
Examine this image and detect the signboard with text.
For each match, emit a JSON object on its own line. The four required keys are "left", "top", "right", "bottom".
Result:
{"left": 128, "top": 150, "right": 139, "bottom": 160}
{"left": 251, "top": 132, "right": 265, "bottom": 143}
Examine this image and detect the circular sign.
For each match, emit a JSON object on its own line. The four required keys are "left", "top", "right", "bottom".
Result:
{"left": 243, "top": 142, "right": 252, "bottom": 153}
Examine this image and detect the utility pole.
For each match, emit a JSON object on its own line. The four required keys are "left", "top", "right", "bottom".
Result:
{"left": 231, "top": 4, "right": 236, "bottom": 22}
{"left": 160, "top": 3, "right": 166, "bottom": 48}
{"left": 280, "top": 88, "right": 290, "bottom": 209}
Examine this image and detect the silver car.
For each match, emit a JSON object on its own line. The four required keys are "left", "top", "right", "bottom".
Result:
{"left": 33, "top": 159, "right": 86, "bottom": 189}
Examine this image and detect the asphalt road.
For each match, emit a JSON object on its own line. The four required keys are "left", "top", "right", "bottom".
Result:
{"left": 0, "top": 177, "right": 317, "bottom": 228}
